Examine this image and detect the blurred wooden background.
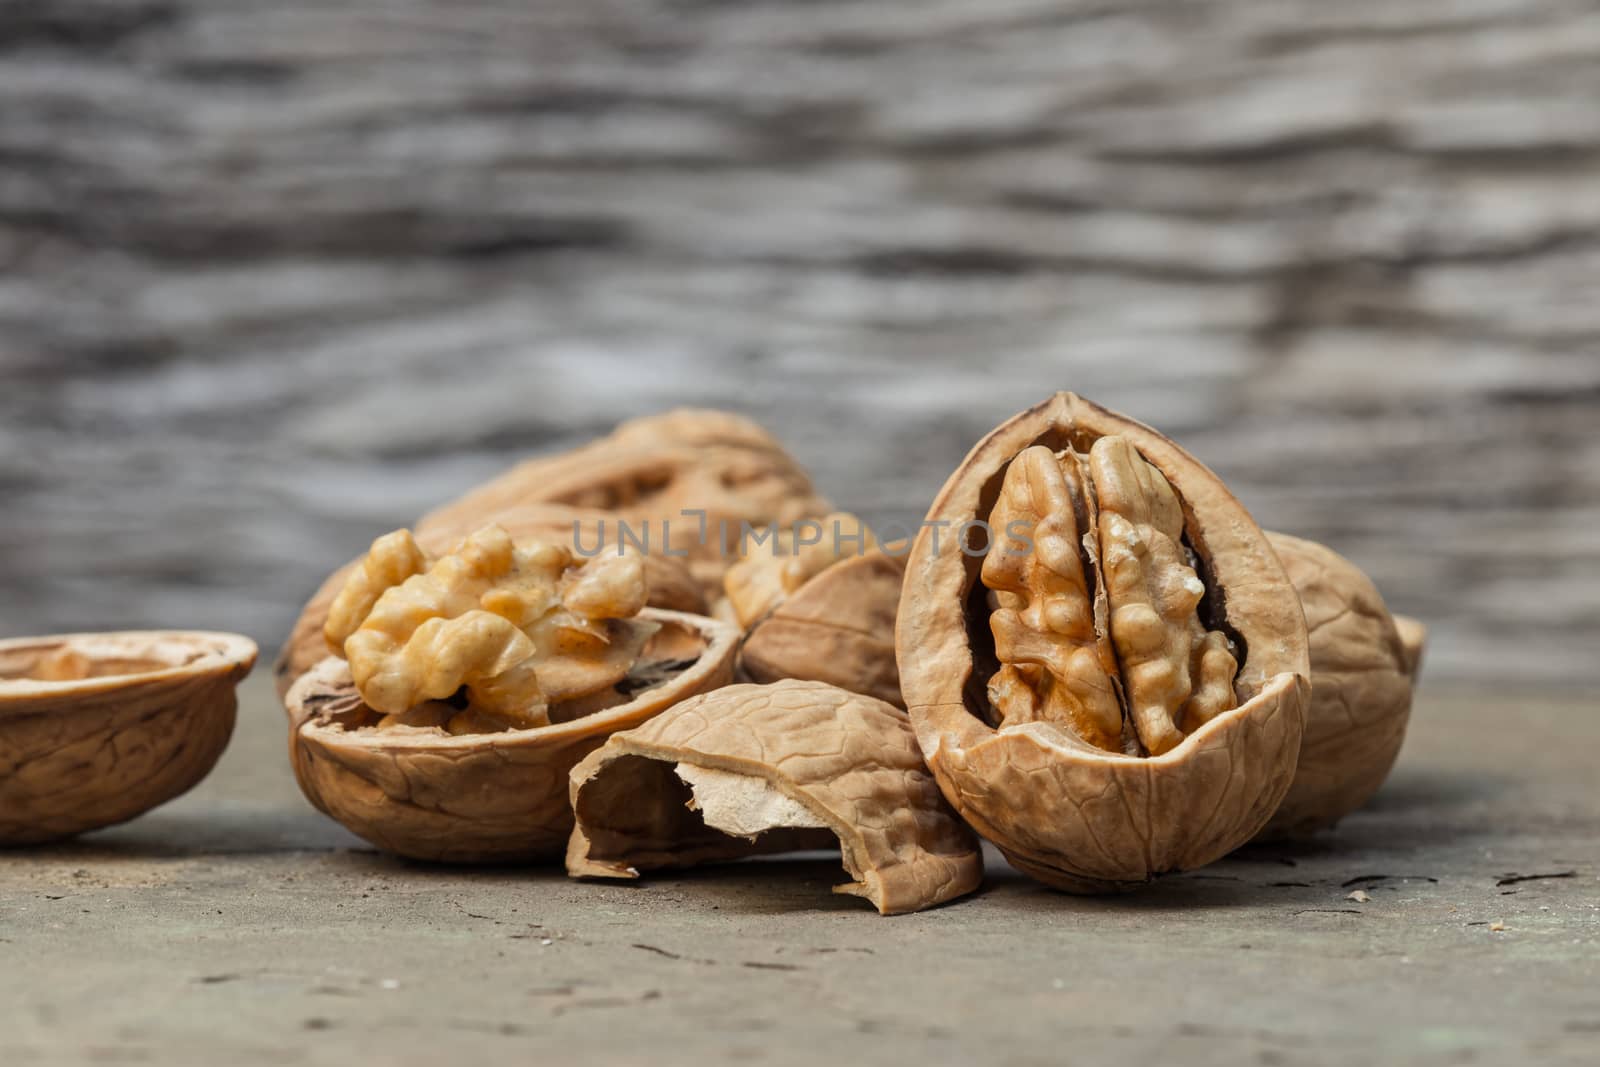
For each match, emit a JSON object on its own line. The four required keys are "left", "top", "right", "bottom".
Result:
{"left": 2, "top": 1, "right": 1597, "bottom": 687}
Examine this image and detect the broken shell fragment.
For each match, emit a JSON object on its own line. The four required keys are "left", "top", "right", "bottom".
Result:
{"left": 896, "top": 392, "right": 1310, "bottom": 892}
{"left": 723, "top": 514, "right": 907, "bottom": 707}
{"left": 0, "top": 631, "right": 258, "bottom": 845}
{"left": 1258, "top": 532, "right": 1424, "bottom": 839}
{"left": 566, "top": 680, "right": 983, "bottom": 914}
{"left": 737, "top": 551, "right": 906, "bottom": 707}
{"left": 283, "top": 609, "right": 738, "bottom": 862}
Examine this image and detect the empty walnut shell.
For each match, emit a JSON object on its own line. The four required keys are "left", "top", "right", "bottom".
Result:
{"left": 1258, "top": 532, "right": 1425, "bottom": 839}
{"left": 283, "top": 609, "right": 739, "bottom": 862}
{"left": 738, "top": 550, "right": 907, "bottom": 707}
{"left": 0, "top": 631, "right": 257, "bottom": 845}
{"left": 417, "top": 410, "right": 832, "bottom": 598}
{"left": 566, "top": 680, "right": 983, "bottom": 915}
{"left": 896, "top": 392, "right": 1310, "bottom": 893}
{"left": 274, "top": 504, "right": 707, "bottom": 699}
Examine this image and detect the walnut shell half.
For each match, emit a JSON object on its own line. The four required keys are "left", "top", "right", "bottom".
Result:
{"left": 282, "top": 609, "right": 738, "bottom": 862}
{"left": 0, "top": 631, "right": 257, "bottom": 845}
{"left": 566, "top": 680, "right": 982, "bottom": 915}
{"left": 896, "top": 393, "right": 1310, "bottom": 892}
{"left": 1257, "top": 532, "right": 1424, "bottom": 839}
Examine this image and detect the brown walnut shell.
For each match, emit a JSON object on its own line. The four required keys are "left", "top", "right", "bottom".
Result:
{"left": 282, "top": 609, "right": 738, "bottom": 863}
{"left": 738, "top": 550, "right": 907, "bottom": 708}
{"left": 1257, "top": 532, "right": 1425, "bottom": 839}
{"left": 418, "top": 409, "right": 832, "bottom": 598}
{"left": 0, "top": 631, "right": 257, "bottom": 845}
{"left": 895, "top": 392, "right": 1310, "bottom": 893}
{"left": 1394, "top": 614, "right": 1428, "bottom": 679}
{"left": 274, "top": 504, "right": 707, "bottom": 699}
{"left": 566, "top": 680, "right": 982, "bottom": 915}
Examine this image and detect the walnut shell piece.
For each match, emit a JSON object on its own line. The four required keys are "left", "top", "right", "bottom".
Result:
{"left": 1258, "top": 532, "right": 1424, "bottom": 839}
{"left": 1394, "top": 614, "right": 1427, "bottom": 680}
{"left": 737, "top": 551, "right": 906, "bottom": 708}
{"left": 0, "top": 631, "right": 257, "bottom": 845}
{"left": 283, "top": 609, "right": 738, "bottom": 862}
{"left": 565, "top": 680, "right": 982, "bottom": 915}
{"left": 418, "top": 409, "right": 832, "bottom": 599}
{"left": 723, "top": 514, "right": 907, "bottom": 707}
{"left": 896, "top": 392, "right": 1310, "bottom": 893}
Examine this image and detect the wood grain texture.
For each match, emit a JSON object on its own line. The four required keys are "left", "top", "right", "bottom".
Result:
{"left": 1, "top": 1, "right": 1596, "bottom": 686}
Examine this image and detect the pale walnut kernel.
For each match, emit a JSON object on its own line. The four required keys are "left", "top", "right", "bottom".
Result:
{"left": 979, "top": 435, "right": 1238, "bottom": 757}
{"left": 1091, "top": 435, "right": 1238, "bottom": 755}
{"left": 982, "top": 447, "right": 1123, "bottom": 752}
{"left": 335, "top": 524, "right": 651, "bottom": 729}
{"left": 324, "top": 529, "right": 430, "bottom": 655}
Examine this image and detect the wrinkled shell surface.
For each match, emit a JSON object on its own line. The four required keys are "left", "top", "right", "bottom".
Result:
{"left": 1394, "top": 615, "right": 1428, "bottom": 680}
{"left": 896, "top": 392, "right": 1310, "bottom": 893}
{"left": 283, "top": 609, "right": 738, "bottom": 862}
{"left": 566, "top": 680, "right": 982, "bottom": 915}
{"left": 1259, "top": 532, "right": 1422, "bottom": 839}
{"left": 0, "top": 631, "right": 257, "bottom": 845}
{"left": 275, "top": 504, "right": 706, "bottom": 699}
{"left": 738, "top": 550, "right": 906, "bottom": 708}
{"left": 418, "top": 409, "right": 831, "bottom": 597}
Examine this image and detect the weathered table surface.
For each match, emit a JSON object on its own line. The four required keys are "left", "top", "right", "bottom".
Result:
{"left": 1, "top": 674, "right": 1595, "bottom": 1066}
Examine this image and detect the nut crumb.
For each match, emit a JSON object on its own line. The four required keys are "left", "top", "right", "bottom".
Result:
{"left": 1346, "top": 889, "right": 1371, "bottom": 903}
{"left": 1489, "top": 921, "right": 1507, "bottom": 932}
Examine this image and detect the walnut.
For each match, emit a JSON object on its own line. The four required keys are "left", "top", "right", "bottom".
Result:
{"left": 566, "top": 680, "right": 982, "bottom": 915}
{"left": 717, "top": 514, "right": 906, "bottom": 707}
{"left": 0, "top": 631, "right": 257, "bottom": 845}
{"left": 284, "top": 610, "right": 739, "bottom": 862}
{"left": 417, "top": 409, "right": 832, "bottom": 599}
{"left": 1257, "top": 532, "right": 1424, "bottom": 839}
{"left": 896, "top": 392, "right": 1310, "bottom": 892}
{"left": 327, "top": 524, "right": 653, "bottom": 730}
{"left": 275, "top": 504, "right": 706, "bottom": 699}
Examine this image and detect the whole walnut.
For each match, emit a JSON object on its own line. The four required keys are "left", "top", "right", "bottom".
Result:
{"left": 1257, "top": 532, "right": 1425, "bottom": 839}
{"left": 896, "top": 393, "right": 1310, "bottom": 893}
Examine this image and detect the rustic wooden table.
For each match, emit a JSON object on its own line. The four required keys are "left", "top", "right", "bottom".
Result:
{"left": 1, "top": 674, "right": 1594, "bottom": 1065}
